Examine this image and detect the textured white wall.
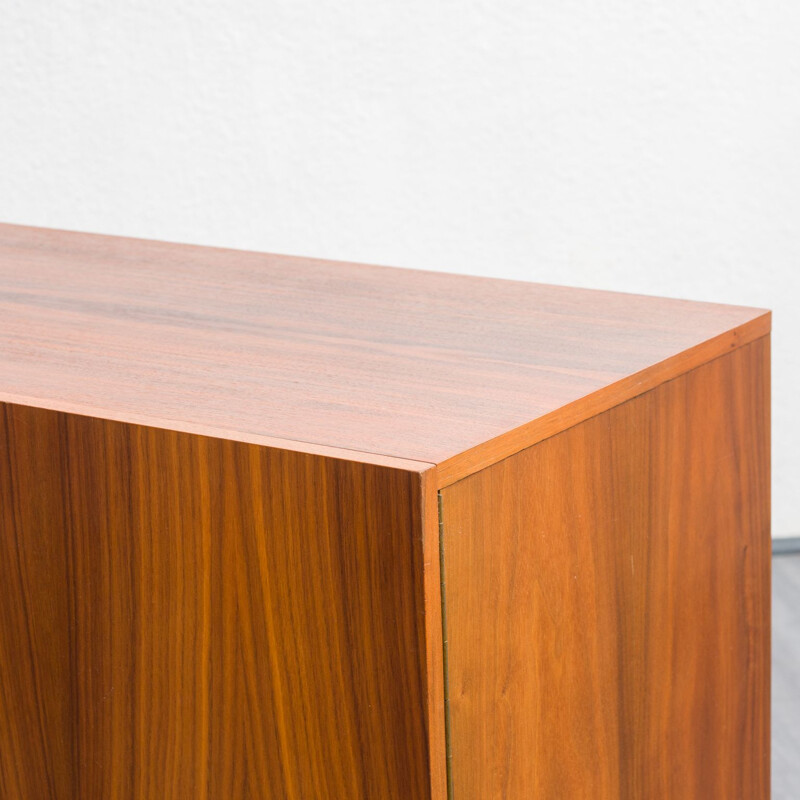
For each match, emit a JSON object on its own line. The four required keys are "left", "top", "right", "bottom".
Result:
{"left": 1, "top": 1, "right": 798, "bottom": 535}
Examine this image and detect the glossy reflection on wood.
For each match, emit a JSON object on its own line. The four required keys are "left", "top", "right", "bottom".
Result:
{"left": 441, "top": 338, "right": 770, "bottom": 799}
{"left": 0, "top": 405, "right": 433, "bottom": 799}
{"left": 0, "top": 222, "right": 769, "bottom": 477}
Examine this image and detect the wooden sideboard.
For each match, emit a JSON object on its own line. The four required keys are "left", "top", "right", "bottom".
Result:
{"left": 0, "top": 223, "right": 770, "bottom": 798}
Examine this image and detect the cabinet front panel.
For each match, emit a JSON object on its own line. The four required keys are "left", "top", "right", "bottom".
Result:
{"left": 0, "top": 406, "right": 431, "bottom": 799}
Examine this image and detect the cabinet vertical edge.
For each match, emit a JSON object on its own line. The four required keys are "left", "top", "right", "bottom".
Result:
{"left": 419, "top": 467, "right": 449, "bottom": 800}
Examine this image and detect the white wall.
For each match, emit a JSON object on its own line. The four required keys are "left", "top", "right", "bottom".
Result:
{"left": 1, "top": 1, "right": 798, "bottom": 536}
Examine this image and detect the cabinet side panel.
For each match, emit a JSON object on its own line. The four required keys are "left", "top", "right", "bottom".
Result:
{"left": 441, "top": 338, "right": 770, "bottom": 799}
{"left": 0, "top": 406, "right": 431, "bottom": 799}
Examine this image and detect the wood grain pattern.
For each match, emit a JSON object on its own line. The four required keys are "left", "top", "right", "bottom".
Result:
{"left": 440, "top": 337, "right": 771, "bottom": 799}
{"left": 0, "top": 222, "right": 768, "bottom": 476}
{"left": 0, "top": 222, "right": 771, "bottom": 798}
{"left": 0, "top": 403, "right": 435, "bottom": 799}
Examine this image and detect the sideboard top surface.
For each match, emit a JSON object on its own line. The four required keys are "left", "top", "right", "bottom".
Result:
{"left": 0, "top": 223, "right": 769, "bottom": 476}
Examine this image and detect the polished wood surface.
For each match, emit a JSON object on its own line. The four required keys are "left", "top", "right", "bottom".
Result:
{"left": 0, "top": 223, "right": 771, "bottom": 799}
{"left": 440, "top": 338, "right": 771, "bottom": 798}
{"left": 0, "top": 222, "right": 768, "bottom": 477}
{"left": 0, "top": 404, "right": 433, "bottom": 799}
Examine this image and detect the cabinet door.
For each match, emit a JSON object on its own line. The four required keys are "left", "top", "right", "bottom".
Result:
{"left": 0, "top": 407, "right": 432, "bottom": 799}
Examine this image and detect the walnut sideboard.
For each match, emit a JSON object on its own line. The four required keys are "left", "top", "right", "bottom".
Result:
{"left": 0, "top": 223, "right": 770, "bottom": 799}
